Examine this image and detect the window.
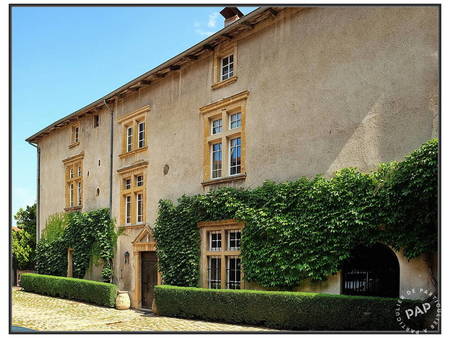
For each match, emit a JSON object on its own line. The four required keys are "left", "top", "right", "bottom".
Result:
{"left": 126, "top": 127, "right": 133, "bottom": 152}
{"left": 200, "top": 91, "right": 248, "bottom": 184}
{"left": 221, "top": 54, "right": 234, "bottom": 81}
{"left": 229, "top": 112, "right": 241, "bottom": 129}
{"left": 208, "top": 257, "right": 221, "bottom": 289}
{"left": 70, "top": 123, "right": 80, "bottom": 147}
{"left": 209, "top": 231, "right": 222, "bottom": 251}
{"left": 136, "top": 193, "right": 143, "bottom": 224}
{"left": 77, "top": 182, "right": 82, "bottom": 206}
{"left": 73, "top": 126, "right": 79, "bottom": 143}
{"left": 199, "top": 220, "right": 244, "bottom": 289}
{"left": 124, "top": 178, "right": 131, "bottom": 190}
{"left": 93, "top": 114, "right": 99, "bottom": 128}
{"left": 63, "top": 153, "right": 83, "bottom": 210}
{"left": 229, "top": 137, "right": 241, "bottom": 175}
{"left": 118, "top": 106, "right": 149, "bottom": 158}
{"left": 228, "top": 230, "right": 241, "bottom": 250}
{"left": 227, "top": 257, "right": 241, "bottom": 289}
{"left": 136, "top": 175, "right": 144, "bottom": 187}
{"left": 212, "top": 41, "right": 238, "bottom": 89}
{"left": 118, "top": 163, "right": 147, "bottom": 226}
{"left": 138, "top": 122, "right": 145, "bottom": 148}
{"left": 211, "top": 143, "right": 222, "bottom": 179}
{"left": 211, "top": 119, "right": 222, "bottom": 135}
{"left": 69, "top": 184, "right": 74, "bottom": 207}
{"left": 125, "top": 195, "right": 131, "bottom": 225}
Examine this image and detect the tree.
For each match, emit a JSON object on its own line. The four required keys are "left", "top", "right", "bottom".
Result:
{"left": 12, "top": 204, "right": 36, "bottom": 270}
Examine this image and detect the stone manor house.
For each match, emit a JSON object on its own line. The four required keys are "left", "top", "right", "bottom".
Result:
{"left": 26, "top": 6, "right": 438, "bottom": 309}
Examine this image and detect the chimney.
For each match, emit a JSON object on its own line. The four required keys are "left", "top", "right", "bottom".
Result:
{"left": 220, "top": 7, "right": 244, "bottom": 27}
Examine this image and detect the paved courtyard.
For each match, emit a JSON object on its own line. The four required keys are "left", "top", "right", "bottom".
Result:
{"left": 12, "top": 288, "right": 274, "bottom": 332}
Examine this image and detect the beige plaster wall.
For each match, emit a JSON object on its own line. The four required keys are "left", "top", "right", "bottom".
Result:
{"left": 38, "top": 108, "right": 112, "bottom": 281}
{"left": 36, "top": 7, "right": 438, "bottom": 296}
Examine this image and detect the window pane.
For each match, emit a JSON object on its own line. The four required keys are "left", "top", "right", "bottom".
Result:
{"left": 124, "top": 178, "right": 131, "bottom": 190}
{"left": 77, "top": 182, "right": 82, "bottom": 206}
{"left": 228, "top": 230, "right": 241, "bottom": 250}
{"left": 69, "top": 184, "right": 74, "bottom": 207}
{"left": 221, "top": 54, "right": 234, "bottom": 81}
{"left": 211, "top": 143, "right": 222, "bottom": 178}
{"left": 230, "top": 112, "right": 241, "bottom": 129}
{"left": 227, "top": 257, "right": 241, "bottom": 289}
{"left": 125, "top": 195, "right": 131, "bottom": 224}
{"left": 208, "top": 257, "right": 221, "bottom": 289}
{"left": 209, "top": 231, "right": 222, "bottom": 251}
{"left": 138, "top": 122, "right": 145, "bottom": 148}
{"left": 127, "top": 127, "right": 133, "bottom": 152}
{"left": 137, "top": 194, "right": 143, "bottom": 223}
{"left": 211, "top": 119, "right": 222, "bottom": 135}
{"left": 230, "top": 137, "right": 241, "bottom": 175}
{"left": 136, "top": 175, "right": 144, "bottom": 187}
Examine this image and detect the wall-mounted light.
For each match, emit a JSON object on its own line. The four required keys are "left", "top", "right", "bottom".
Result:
{"left": 124, "top": 251, "right": 130, "bottom": 264}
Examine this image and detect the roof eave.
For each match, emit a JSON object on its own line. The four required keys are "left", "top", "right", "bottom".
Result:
{"left": 25, "top": 6, "right": 278, "bottom": 144}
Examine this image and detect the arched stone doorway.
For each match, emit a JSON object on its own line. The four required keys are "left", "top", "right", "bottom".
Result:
{"left": 342, "top": 243, "right": 399, "bottom": 298}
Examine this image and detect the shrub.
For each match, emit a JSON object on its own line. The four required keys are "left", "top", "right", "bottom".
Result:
{"left": 35, "top": 208, "right": 121, "bottom": 282}
{"left": 154, "top": 286, "right": 422, "bottom": 331}
{"left": 21, "top": 273, "right": 117, "bottom": 307}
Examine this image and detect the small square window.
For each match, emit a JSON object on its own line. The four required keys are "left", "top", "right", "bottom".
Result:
{"left": 209, "top": 231, "right": 222, "bottom": 251}
{"left": 211, "top": 119, "right": 222, "bottom": 135}
{"left": 230, "top": 112, "right": 241, "bottom": 129}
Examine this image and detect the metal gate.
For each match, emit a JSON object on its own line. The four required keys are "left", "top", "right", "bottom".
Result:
{"left": 342, "top": 244, "right": 399, "bottom": 298}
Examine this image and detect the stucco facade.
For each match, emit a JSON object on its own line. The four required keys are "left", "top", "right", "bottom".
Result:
{"left": 27, "top": 6, "right": 438, "bottom": 307}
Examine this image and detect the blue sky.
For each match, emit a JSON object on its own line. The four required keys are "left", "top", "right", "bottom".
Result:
{"left": 11, "top": 6, "right": 257, "bottom": 224}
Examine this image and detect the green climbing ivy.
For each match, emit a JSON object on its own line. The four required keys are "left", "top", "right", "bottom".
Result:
{"left": 154, "top": 139, "right": 438, "bottom": 289}
{"left": 35, "top": 208, "right": 121, "bottom": 282}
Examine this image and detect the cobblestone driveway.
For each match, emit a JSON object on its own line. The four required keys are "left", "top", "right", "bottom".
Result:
{"left": 12, "top": 289, "right": 274, "bottom": 332}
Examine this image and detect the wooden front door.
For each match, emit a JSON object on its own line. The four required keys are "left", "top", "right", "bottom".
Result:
{"left": 141, "top": 252, "right": 158, "bottom": 308}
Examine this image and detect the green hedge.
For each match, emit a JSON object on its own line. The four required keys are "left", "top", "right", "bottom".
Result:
{"left": 21, "top": 273, "right": 117, "bottom": 307}
{"left": 155, "top": 286, "right": 422, "bottom": 331}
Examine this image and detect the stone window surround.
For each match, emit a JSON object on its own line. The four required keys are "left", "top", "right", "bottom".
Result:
{"left": 200, "top": 91, "right": 248, "bottom": 186}
{"left": 198, "top": 219, "right": 244, "bottom": 289}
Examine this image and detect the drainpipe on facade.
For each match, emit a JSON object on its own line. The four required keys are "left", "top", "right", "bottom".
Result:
{"left": 27, "top": 142, "right": 40, "bottom": 243}
{"left": 103, "top": 99, "right": 114, "bottom": 216}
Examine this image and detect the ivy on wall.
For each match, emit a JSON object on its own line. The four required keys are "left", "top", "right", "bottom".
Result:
{"left": 154, "top": 139, "right": 438, "bottom": 289}
{"left": 35, "top": 208, "right": 120, "bottom": 282}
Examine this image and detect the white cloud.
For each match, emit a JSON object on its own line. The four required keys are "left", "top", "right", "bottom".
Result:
{"left": 194, "top": 11, "right": 220, "bottom": 37}
{"left": 207, "top": 12, "right": 219, "bottom": 28}
{"left": 195, "top": 29, "right": 214, "bottom": 37}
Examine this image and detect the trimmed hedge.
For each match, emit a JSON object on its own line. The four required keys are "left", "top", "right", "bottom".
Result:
{"left": 21, "top": 273, "right": 117, "bottom": 307}
{"left": 154, "top": 285, "right": 422, "bottom": 331}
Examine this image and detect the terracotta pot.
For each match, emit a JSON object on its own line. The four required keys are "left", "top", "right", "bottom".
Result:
{"left": 115, "top": 291, "right": 130, "bottom": 310}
